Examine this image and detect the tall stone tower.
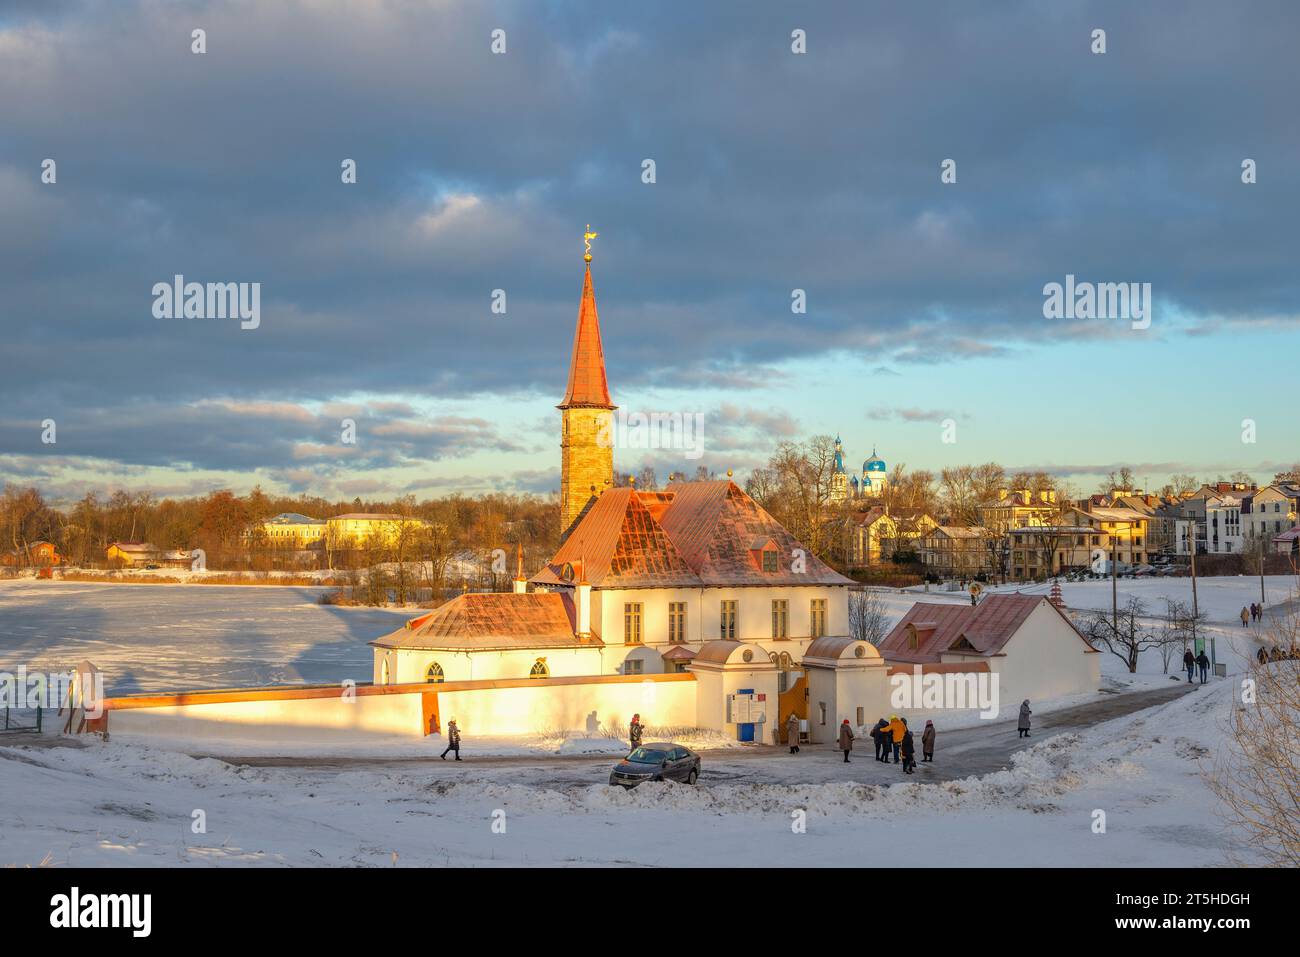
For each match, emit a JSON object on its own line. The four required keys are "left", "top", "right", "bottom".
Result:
{"left": 558, "top": 249, "right": 616, "bottom": 539}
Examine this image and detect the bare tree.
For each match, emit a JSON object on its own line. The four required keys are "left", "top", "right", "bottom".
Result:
{"left": 1155, "top": 598, "right": 1203, "bottom": 674}
{"left": 1078, "top": 596, "right": 1162, "bottom": 673}
{"left": 848, "top": 589, "right": 890, "bottom": 644}
{"left": 1209, "top": 601, "right": 1300, "bottom": 866}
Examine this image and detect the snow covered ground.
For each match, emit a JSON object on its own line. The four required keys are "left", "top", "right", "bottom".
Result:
{"left": 0, "top": 675, "right": 1257, "bottom": 867}
{"left": 0, "top": 580, "right": 403, "bottom": 693}
{"left": 0, "top": 575, "right": 1285, "bottom": 867}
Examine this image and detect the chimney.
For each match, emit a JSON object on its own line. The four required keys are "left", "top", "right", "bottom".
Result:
{"left": 575, "top": 578, "right": 592, "bottom": 637}
{"left": 512, "top": 542, "right": 527, "bottom": 594}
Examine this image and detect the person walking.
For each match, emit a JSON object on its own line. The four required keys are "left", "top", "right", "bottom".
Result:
{"left": 1196, "top": 649, "right": 1210, "bottom": 684}
{"left": 1183, "top": 648, "right": 1196, "bottom": 683}
{"left": 838, "top": 718, "right": 855, "bottom": 763}
{"left": 786, "top": 712, "right": 801, "bottom": 754}
{"left": 629, "top": 713, "right": 644, "bottom": 752}
{"left": 1240, "top": 606, "right": 1250, "bottom": 627}
{"left": 887, "top": 714, "right": 906, "bottom": 763}
{"left": 922, "top": 720, "right": 936, "bottom": 762}
{"left": 440, "top": 719, "right": 462, "bottom": 761}
{"left": 1017, "top": 700, "right": 1032, "bottom": 738}
{"left": 872, "top": 717, "right": 890, "bottom": 762}
{"left": 900, "top": 722, "right": 916, "bottom": 774}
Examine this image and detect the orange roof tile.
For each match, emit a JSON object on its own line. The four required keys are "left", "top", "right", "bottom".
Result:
{"left": 533, "top": 480, "right": 852, "bottom": 589}
{"left": 558, "top": 265, "right": 615, "bottom": 409}
{"left": 533, "top": 487, "right": 703, "bottom": 588}
{"left": 370, "top": 592, "right": 599, "bottom": 652}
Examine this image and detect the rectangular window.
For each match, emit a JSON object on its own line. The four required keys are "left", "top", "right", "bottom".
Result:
{"left": 809, "top": 598, "right": 827, "bottom": 638}
{"left": 720, "top": 600, "right": 737, "bottom": 640}
{"left": 624, "top": 602, "right": 643, "bottom": 645}
{"left": 762, "top": 550, "right": 778, "bottom": 572}
{"left": 624, "top": 658, "right": 644, "bottom": 675}
{"left": 771, "top": 599, "right": 789, "bottom": 639}
{"left": 668, "top": 602, "right": 686, "bottom": 643}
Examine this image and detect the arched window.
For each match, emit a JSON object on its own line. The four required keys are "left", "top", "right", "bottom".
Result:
{"left": 530, "top": 659, "right": 549, "bottom": 679}
{"left": 425, "top": 661, "right": 444, "bottom": 684}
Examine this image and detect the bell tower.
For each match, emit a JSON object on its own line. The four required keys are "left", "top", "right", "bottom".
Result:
{"left": 558, "top": 227, "right": 616, "bottom": 538}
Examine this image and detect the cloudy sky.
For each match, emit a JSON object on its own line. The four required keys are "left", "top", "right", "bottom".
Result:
{"left": 2, "top": 0, "right": 1297, "bottom": 504}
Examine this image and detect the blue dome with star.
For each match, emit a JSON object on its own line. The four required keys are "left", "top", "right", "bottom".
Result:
{"left": 863, "top": 447, "right": 886, "bottom": 474}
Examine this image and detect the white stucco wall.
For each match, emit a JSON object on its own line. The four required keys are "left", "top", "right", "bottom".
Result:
{"left": 806, "top": 662, "right": 890, "bottom": 740}
{"left": 593, "top": 584, "right": 850, "bottom": 675}
{"left": 109, "top": 691, "right": 425, "bottom": 741}
{"left": 941, "top": 602, "right": 1100, "bottom": 702}
{"left": 375, "top": 645, "right": 606, "bottom": 684}
{"left": 434, "top": 677, "right": 697, "bottom": 737}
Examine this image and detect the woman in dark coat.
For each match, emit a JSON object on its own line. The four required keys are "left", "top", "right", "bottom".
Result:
{"left": 837, "top": 719, "right": 855, "bottom": 763}
{"left": 871, "top": 718, "right": 889, "bottom": 762}
{"left": 1183, "top": 648, "right": 1196, "bottom": 683}
{"left": 921, "top": 720, "right": 936, "bottom": 762}
{"left": 1017, "top": 700, "right": 1032, "bottom": 738}
{"left": 440, "top": 719, "right": 462, "bottom": 760}
{"left": 900, "top": 725, "right": 916, "bottom": 774}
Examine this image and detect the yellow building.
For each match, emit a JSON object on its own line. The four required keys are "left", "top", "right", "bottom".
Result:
{"left": 978, "top": 488, "right": 1060, "bottom": 533}
{"left": 262, "top": 512, "right": 326, "bottom": 548}
{"left": 1063, "top": 506, "right": 1152, "bottom": 568}
{"left": 326, "top": 513, "right": 426, "bottom": 547}
{"left": 106, "top": 542, "right": 160, "bottom": 566}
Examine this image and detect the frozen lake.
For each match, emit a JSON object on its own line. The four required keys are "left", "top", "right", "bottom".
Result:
{"left": 0, "top": 580, "right": 413, "bottom": 695}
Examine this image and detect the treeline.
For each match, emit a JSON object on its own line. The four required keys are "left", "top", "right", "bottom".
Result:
{"left": 0, "top": 484, "right": 561, "bottom": 577}
{"left": 741, "top": 434, "right": 1077, "bottom": 562}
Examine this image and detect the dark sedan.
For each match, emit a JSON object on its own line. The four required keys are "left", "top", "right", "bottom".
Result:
{"left": 608, "top": 743, "right": 701, "bottom": 787}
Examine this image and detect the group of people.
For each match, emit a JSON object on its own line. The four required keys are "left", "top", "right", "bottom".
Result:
{"left": 1256, "top": 644, "right": 1300, "bottom": 663}
{"left": 839, "top": 715, "right": 935, "bottom": 774}
{"left": 1240, "top": 603, "right": 1263, "bottom": 626}
{"left": 1181, "top": 647, "right": 1212, "bottom": 684}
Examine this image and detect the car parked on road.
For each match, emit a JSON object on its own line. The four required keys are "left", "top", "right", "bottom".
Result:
{"left": 608, "top": 743, "right": 700, "bottom": 787}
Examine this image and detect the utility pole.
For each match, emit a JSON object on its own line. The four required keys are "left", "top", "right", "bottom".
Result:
{"left": 1189, "top": 518, "right": 1205, "bottom": 663}
{"left": 1111, "top": 521, "right": 1120, "bottom": 636}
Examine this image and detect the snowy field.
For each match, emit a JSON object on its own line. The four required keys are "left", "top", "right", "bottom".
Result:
{"left": 0, "top": 674, "right": 1261, "bottom": 867}
{"left": 0, "top": 580, "right": 405, "bottom": 694}
{"left": 0, "top": 575, "right": 1289, "bottom": 866}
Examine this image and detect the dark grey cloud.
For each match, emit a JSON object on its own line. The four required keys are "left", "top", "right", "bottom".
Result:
{"left": 2, "top": 0, "right": 1298, "bottom": 484}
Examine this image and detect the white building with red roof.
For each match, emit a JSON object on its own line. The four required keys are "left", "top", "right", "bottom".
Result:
{"left": 877, "top": 593, "right": 1101, "bottom": 702}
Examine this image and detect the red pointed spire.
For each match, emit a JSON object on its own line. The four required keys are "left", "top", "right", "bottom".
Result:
{"left": 558, "top": 265, "right": 615, "bottom": 409}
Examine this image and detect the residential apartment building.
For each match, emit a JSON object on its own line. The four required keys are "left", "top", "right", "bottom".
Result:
{"left": 978, "top": 489, "right": 1061, "bottom": 533}
{"left": 919, "top": 526, "right": 991, "bottom": 578}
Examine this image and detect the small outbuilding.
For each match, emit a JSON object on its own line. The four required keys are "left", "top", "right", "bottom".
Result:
{"left": 800, "top": 636, "right": 888, "bottom": 742}
{"left": 689, "top": 640, "right": 777, "bottom": 742}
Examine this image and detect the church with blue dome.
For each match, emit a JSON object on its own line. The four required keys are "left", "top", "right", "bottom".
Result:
{"left": 830, "top": 435, "right": 889, "bottom": 504}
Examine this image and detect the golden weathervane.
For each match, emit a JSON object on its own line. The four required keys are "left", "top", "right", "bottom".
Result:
{"left": 583, "top": 224, "right": 599, "bottom": 262}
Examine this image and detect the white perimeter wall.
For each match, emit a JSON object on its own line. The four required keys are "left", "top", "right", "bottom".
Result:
{"left": 109, "top": 677, "right": 698, "bottom": 741}
{"left": 436, "top": 678, "right": 697, "bottom": 737}
{"left": 110, "top": 692, "right": 424, "bottom": 741}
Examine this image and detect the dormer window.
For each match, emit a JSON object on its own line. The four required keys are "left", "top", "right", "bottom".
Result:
{"left": 750, "top": 537, "right": 779, "bottom": 572}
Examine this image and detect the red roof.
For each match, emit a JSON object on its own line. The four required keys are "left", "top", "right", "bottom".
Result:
{"left": 370, "top": 592, "right": 600, "bottom": 652}
{"left": 558, "top": 265, "right": 614, "bottom": 409}
{"left": 534, "top": 487, "right": 702, "bottom": 588}
{"left": 533, "top": 480, "right": 852, "bottom": 588}
{"left": 877, "top": 593, "right": 1094, "bottom": 663}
